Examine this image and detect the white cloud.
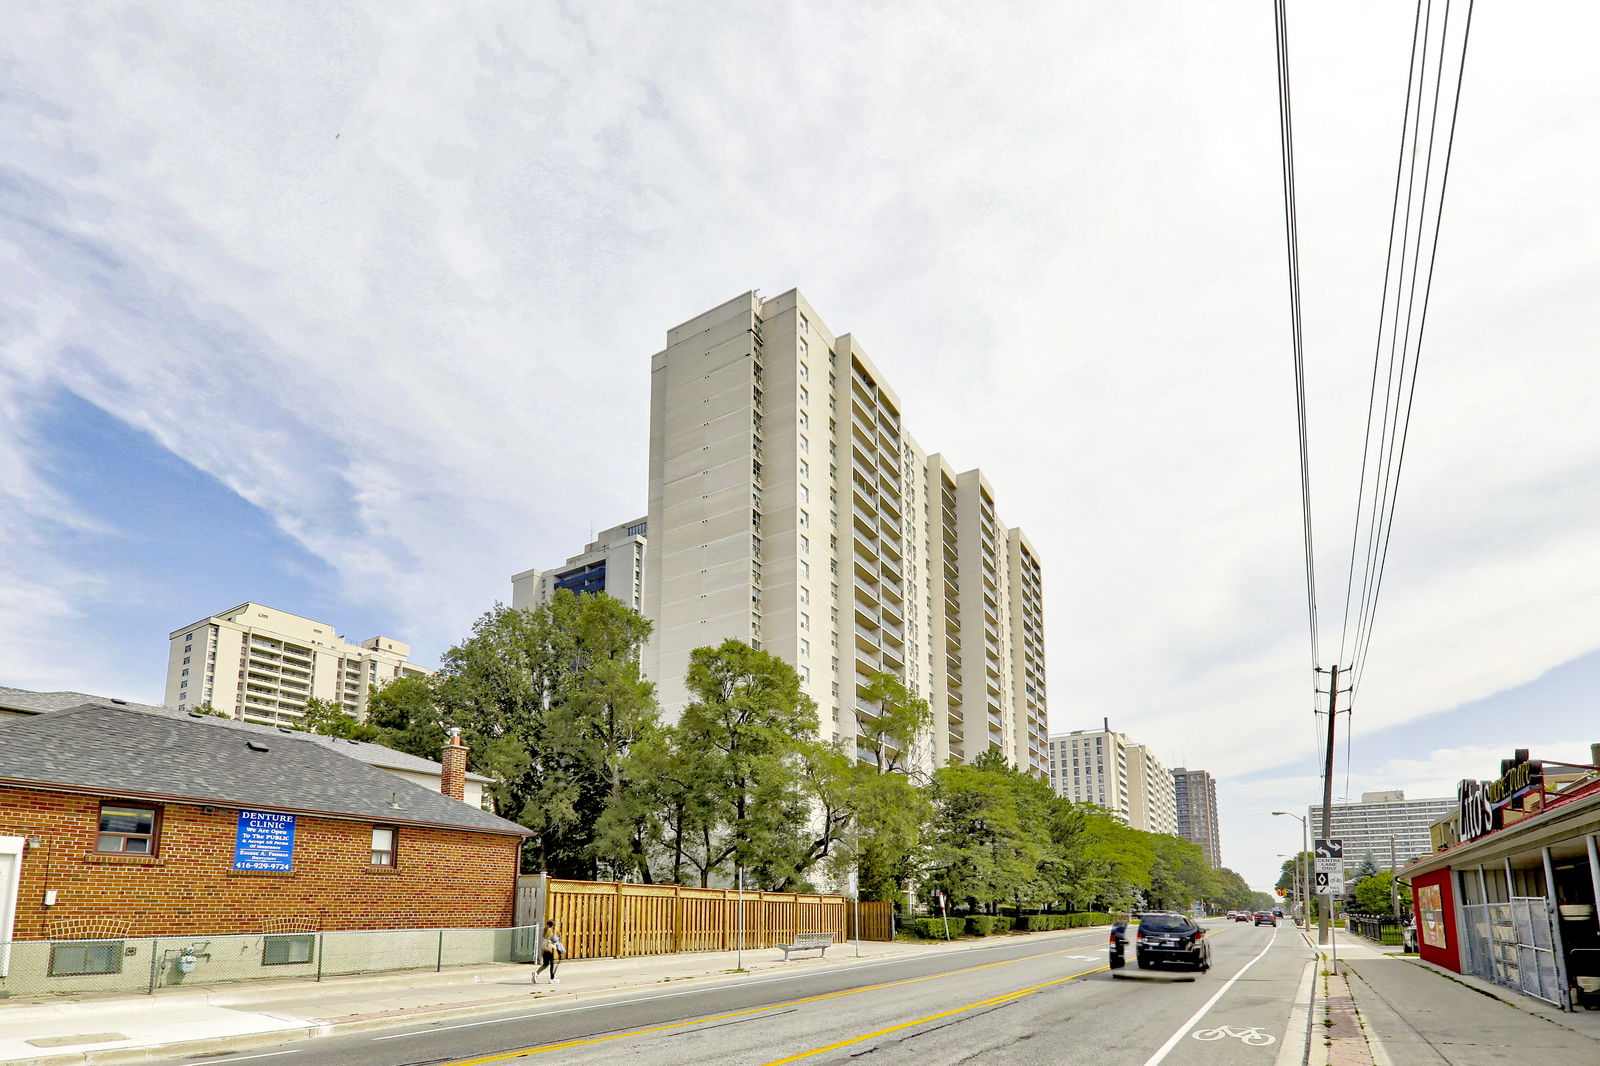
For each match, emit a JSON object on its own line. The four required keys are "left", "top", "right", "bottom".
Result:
{"left": 2, "top": 2, "right": 1599, "bottom": 890}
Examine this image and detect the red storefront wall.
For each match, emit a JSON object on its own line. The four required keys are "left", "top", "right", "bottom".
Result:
{"left": 1411, "top": 867, "right": 1460, "bottom": 972}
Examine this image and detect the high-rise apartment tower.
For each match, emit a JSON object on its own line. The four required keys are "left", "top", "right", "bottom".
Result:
{"left": 1127, "top": 743, "right": 1179, "bottom": 835}
{"left": 512, "top": 518, "right": 648, "bottom": 613}
{"left": 642, "top": 290, "right": 1048, "bottom": 774}
{"left": 1172, "top": 767, "right": 1222, "bottom": 867}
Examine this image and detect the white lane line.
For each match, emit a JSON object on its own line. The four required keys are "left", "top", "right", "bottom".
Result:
{"left": 1140, "top": 925, "right": 1280, "bottom": 1066}
{"left": 191, "top": 1053, "right": 299, "bottom": 1064}
{"left": 371, "top": 932, "right": 1114, "bottom": 1042}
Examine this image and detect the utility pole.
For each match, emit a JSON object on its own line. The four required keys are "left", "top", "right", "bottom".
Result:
{"left": 1389, "top": 835, "right": 1402, "bottom": 926}
{"left": 1317, "top": 663, "right": 1342, "bottom": 947}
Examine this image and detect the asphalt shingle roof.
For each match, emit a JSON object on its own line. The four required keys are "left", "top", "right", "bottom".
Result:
{"left": 0, "top": 685, "right": 491, "bottom": 782}
{"left": 0, "top": 686, "right": 167, "bottom": 715}
{"left": 0, "top": 702, "right": 529, "bottom": 837}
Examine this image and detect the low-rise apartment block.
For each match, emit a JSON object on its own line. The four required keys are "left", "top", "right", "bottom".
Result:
{"left": 1310, "top": 790, "right": 1456, "bottom": 868}
{"left": 165, "top": 603, "right": 432, "bottom": 724}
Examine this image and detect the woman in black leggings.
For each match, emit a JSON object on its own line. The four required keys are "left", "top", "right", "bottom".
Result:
{"left": 534, "top": 919, "right": 564, "bottom": 983}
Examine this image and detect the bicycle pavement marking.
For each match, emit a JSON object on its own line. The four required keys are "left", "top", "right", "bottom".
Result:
{"left": 1140, "top": 923, "right": 1281, "bottom": 1066}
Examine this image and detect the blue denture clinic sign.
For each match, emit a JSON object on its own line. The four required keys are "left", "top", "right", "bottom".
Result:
{"left": 233, "top": 810, "right": 297, "bottom": 871}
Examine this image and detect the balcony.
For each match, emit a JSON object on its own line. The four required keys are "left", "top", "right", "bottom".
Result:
{"left": 855, "top": 623, "right": 881, "bottom": 651}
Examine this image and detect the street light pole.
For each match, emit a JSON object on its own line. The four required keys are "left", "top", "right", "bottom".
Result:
{"left": 1273, "top": 811, "right": 1309, "bottom": 928}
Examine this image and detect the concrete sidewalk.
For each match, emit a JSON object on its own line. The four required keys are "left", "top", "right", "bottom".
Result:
{"left": 1343, "top": 954, "right": 1600, "bottom": 1065}
{"left": 1298, "top": 928, "right": 1600, "bottom": 1066}
{"left": 0, "top": 926, "right": 1109, "bottom": 1066}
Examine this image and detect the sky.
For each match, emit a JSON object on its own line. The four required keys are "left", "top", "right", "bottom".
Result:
{"left": 4, "top": 2, "right": 1599, "bottom": 894}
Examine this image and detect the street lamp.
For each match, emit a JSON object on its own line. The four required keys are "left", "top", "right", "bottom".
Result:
{"left": 1273, "top": 811, "right": 1309, "bottom": 930}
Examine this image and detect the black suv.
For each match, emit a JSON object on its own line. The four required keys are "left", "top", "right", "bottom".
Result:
{"left": 1109, "top": 912, "right": 1211, "bottom": 972}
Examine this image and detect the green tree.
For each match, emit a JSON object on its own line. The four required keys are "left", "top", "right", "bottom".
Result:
{"left": 1073, "top": 806, "right": 1155, "bottom": 912}
{"left": 816, "top": 671, "right": 935, "bottom": 902}
{"left": 1207, "top": 867, "right": 1259, "bottom": 913}
{"left": 188, "top": 702, "right": 231, "bottom": 719}
{"left": 297, "top": 696, "right": 379, "bottom": 741}
{"left": 367, "top": 676, "right": 446, "bottom": 760}
{"left": 431, "top": 593, "right": 659, "bottom": 878}
{"left": 537, "top": 591, "right": 660, "bottom": 880}
{"left": 1146, "top": 834, "right": 1213, "bottom": 911}
{"left": 925, "top": 751, "right": 1045, "bottom": 912}
{"left": 856, "top": 672, "right": 932, "bottom": 775}
{"left": 1353, "top": 869, "right": 1396, "bottom": 917}
{"left": 673, "top": 639, "right": 819, "bottom": 888}
{"left": 1349, "top": 852, "right": 1381, "bottom": 886}
{"left": 843, "top": 768, "right": 932, "bottom": 901}
{"left": 1277, "top": 851, "right": 1313, "bottom": 895}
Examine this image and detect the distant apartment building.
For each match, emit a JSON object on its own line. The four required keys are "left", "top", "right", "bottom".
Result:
{"left": 1127, "top": 743, "right": 1179, "bottom": 835}
{"left": 165, "top": 603, "right": 432, "bottom": 724}
{"left": 511, "top": 518, "right": 648, "bottom": 613}
{"left": 1309, "top": 790, "right": 1456, "bottom": 868}
{"left": 641, "top": 289, "right": 1048, "bottom": 775}
{"left": 1047, "top": 728, "right": 1176, "bottom": 834}
{"left": 1173, "top": 767, "right": 1222, "bottom": 867}
{"left": 1048, "top": 728, "right": 1131, "bottom": 818}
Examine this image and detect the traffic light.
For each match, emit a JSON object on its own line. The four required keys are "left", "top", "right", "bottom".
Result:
{"left": 1277, "top": 887, "right": 1288, "bottom": 898}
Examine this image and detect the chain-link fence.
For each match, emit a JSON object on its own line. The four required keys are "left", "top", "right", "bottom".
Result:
{"left": 0, "top": 924, "right": 540, "bottom": 998}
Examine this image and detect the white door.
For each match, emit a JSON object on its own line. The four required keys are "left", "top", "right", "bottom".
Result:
{"left": 0, "top": 836, "right": 23, "bottom": 977}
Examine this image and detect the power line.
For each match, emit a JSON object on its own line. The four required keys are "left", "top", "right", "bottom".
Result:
{"left": 1352, "top": 0, "right": 1476, "bottom": 693}
{"left": 1337, "top": 0, "right": 1428, "bottom": 669}
{"left": 1274, "top": 0, "right": 1319, "bottom": 672}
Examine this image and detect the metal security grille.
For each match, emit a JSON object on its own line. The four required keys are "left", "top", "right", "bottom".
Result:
{"left": 1459, "top": 898, "right": 1564, "bottom": 1007}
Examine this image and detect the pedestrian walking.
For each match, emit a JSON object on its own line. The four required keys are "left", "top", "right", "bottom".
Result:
{"left": 533, "top": 918, "right": 565, "bottom": 984}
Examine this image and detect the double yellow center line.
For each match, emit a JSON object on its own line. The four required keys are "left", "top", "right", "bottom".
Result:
{"left": 760, "top": 962, "right": 1108, "bottom": 1064}
{"left": 440, "top": 943, "right": 1106, "bottom": 1066}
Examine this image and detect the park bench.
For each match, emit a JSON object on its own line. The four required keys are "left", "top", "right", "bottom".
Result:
{"left": 779, "top": 931, "right": 835, "bottom": 961}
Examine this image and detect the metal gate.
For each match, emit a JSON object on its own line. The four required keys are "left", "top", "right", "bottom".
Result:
{"left": 1459, "top": 898, "right": 1564, "bottom": 1007}
{"left": 511, "top": 873, "right": 547, "bottom": 963}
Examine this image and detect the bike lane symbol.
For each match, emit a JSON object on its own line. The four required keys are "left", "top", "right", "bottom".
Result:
{"left": 1192, "top": 1024, "right": 1276, "bottom": 1046}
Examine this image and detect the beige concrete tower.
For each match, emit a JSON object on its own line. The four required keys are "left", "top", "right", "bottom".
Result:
{"left": 643, "top": 289, "right": 1049, "bottom": 775}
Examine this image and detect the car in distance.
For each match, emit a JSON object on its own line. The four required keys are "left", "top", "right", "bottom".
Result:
{"left": 1110, "top": 912, "right": 1210, "bottom": 972}
{"left": 1230, "top": 910, "right": 1250, "bottom": 921}
{"left": 1254, "top": 911, "right": 1277, "bottom": 926}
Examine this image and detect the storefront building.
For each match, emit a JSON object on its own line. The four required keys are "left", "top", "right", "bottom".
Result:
{"left": 1403, "top": 748, "right": 1600, "bottom": 1012}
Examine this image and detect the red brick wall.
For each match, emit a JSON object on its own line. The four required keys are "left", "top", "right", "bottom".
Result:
{"left": 0, "top": 785, "right": 520, "bottom": 940}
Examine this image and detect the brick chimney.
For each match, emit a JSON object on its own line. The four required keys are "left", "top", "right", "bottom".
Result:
{"left": 441, "top": 727, "right": 467, "bottom": 803}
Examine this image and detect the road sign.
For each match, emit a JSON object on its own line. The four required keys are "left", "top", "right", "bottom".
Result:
{"left": 1315, "top": 855, "right": 1343, "bottom": 874}
{"left": 1314, "top": 838, "right": 1344, "bottom": 860}
{"left": 1314, "top": 869, "right": 1344, "bottom": 894}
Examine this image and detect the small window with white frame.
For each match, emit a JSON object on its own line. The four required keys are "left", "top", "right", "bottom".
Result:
{"left": 371, "top": 826, "right": 397, "bottom": 866}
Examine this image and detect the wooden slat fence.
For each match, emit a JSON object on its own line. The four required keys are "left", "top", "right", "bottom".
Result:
{"left": 846, "top": 901, "right": 895, "bottom": 942}
{"left": 546, "top": 879, "right": 857, "bottom": 959}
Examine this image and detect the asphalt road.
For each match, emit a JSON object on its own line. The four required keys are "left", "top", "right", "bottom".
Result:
{"left": 168, "top": 920, "right": 1313, "bottom": 1066}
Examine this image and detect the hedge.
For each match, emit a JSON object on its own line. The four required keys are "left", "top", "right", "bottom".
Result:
{"left": 1011, "top": 912, "right": 1114, "bottom": 931}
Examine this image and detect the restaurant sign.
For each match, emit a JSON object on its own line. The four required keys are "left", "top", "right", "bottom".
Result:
{"left": 1457, "top": 750, "right": 1544, "bottom": 842}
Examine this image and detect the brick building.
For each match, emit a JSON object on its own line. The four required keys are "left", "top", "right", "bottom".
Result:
{"left": 0, "top": 701, "right": 530, "bottom": 953}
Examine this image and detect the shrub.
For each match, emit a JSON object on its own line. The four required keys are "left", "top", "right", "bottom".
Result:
{"left": 913, "top": 917, "right": 953, "bottom": 939}
{"left": 965, "top": 915, "right": 997, "bottom": 937}
{"left": 1012, "top": 912, "right": 1114, "bottom": 931}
